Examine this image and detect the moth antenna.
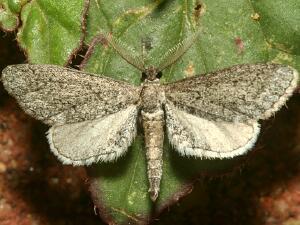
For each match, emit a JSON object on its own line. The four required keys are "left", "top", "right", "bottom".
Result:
{"left": 157, "top": 29, "right": 201, "bottom": 72}
{"left": 105, "top": 33, "right": 145, "bottom": 71}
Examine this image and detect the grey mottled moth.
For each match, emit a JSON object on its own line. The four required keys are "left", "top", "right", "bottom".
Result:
{"left": 1, "top": 33, "right": 298, "bottom": 201}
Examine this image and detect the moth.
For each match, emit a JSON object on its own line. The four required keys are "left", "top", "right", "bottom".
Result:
{"left": 1, "top": 33, "right": 298, "bottom": 201}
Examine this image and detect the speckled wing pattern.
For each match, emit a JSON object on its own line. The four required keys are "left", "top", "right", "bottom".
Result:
{"left": 164, "top": 64, "right": 298, "bottom": 158}
{"left": 2, "top": 64, "right": 141, "bottom": 163}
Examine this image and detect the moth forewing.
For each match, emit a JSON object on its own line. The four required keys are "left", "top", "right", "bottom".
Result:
{"left": 163, "top": 64, "right": 299, "bottom": 123}
{"left": 1, "top": 64, "right": 141, "bottom": 125}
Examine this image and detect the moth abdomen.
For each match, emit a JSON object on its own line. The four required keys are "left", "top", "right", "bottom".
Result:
{"left": 141, "top": 109, "right": 164, "bottom": 201}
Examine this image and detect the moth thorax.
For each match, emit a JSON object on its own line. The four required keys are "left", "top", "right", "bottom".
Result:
{"left": 141, "top": 82, "right": 165, "bottom": 113}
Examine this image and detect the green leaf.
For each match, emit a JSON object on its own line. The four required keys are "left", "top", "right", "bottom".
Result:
{"left": 17, "top": 0, "right": 87, "bottom": 65}
{"left": 10, "top": 0, "right": 299, "bottom": 224}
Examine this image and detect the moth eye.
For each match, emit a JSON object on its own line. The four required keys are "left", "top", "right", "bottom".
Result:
{"left": 156, "top": 71, "right": 162, "bottom": 79}
{"left": 194, "top": 2, "right": 202, "bottom": 10}
{"left": 141, "top": 72, "right": 147, "bottom": 81}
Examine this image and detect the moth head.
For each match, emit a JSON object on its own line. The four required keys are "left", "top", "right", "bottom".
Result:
{"left": 142, "top": 66, "right": 162, "bottom": 82}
